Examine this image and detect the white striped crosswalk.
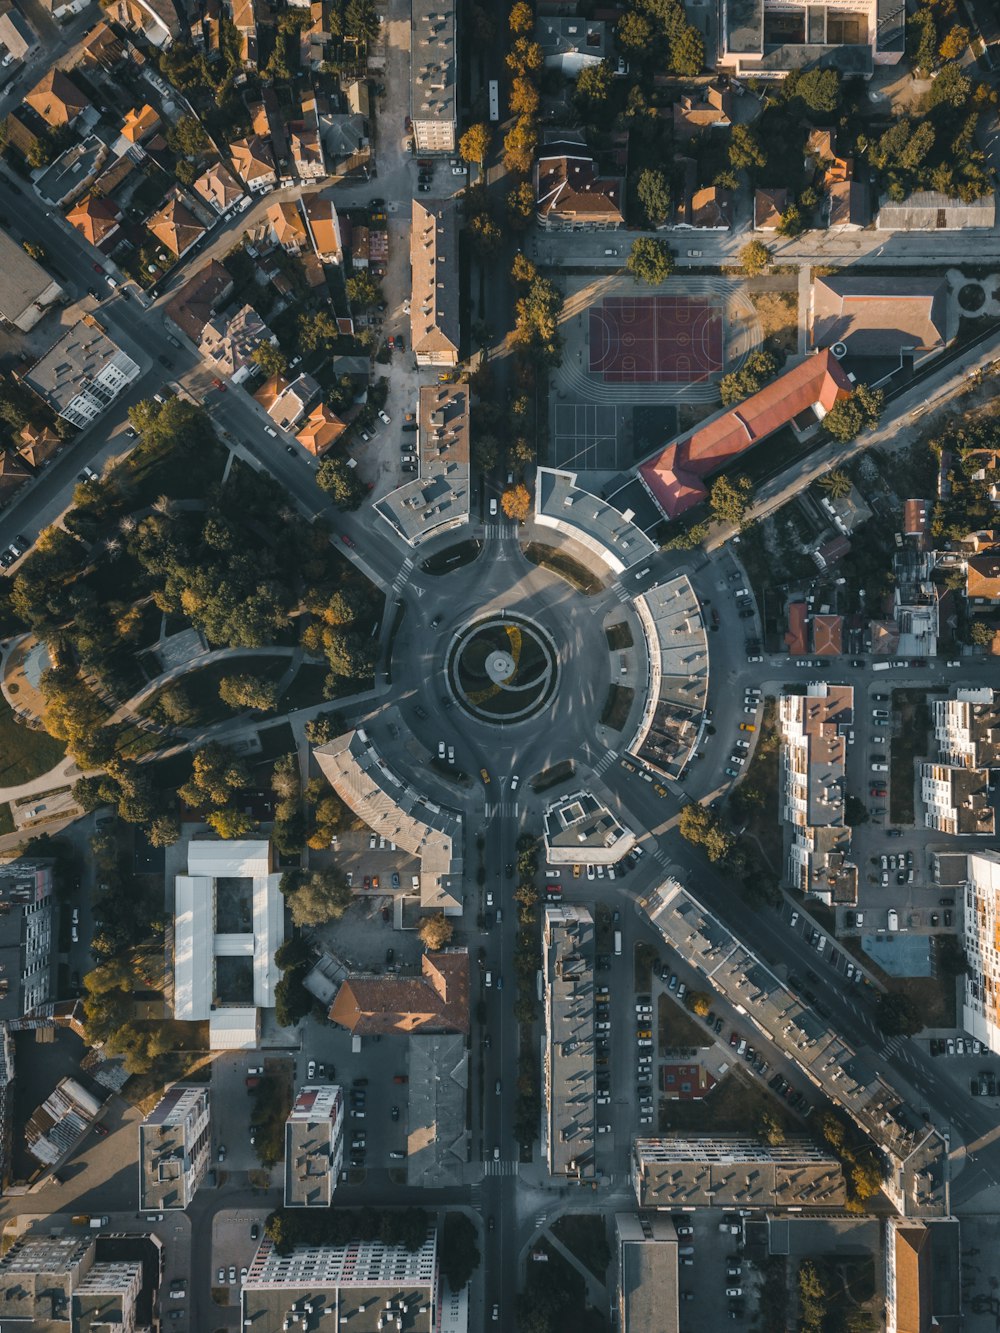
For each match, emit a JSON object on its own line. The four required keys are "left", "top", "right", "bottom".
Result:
{"left": 391, "top": 557, "right": 414, "bottom": 594}
{"left": 484, "top": 1158, "right": 517, "bottom": 1177}
{"left": 485, "top": 802, "right": 519, "bottom": 819}
{"left": 878, "top": 1036, "right": 903, "bottom": 1060}
{"left": 653, "top": 848, "right": 671, "bottom": 868}
{"left": 484, "top": 523, "right": 507, "bottom": 539}
{"left": 611, "top": 581, "right": 630, "bottom": 604}
{"left": 594, "top": 749, "right": 619, "bottom": 776}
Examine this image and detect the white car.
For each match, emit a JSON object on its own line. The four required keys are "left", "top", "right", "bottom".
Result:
{"left": 586, "top": 865, "right": 596, "bottom": 881}
{"left": 510, "top": 774, "right": 519, "bottom": 791}
{"left": 378, "top": 409, "right": 391, "bottom": 424}
{"left": 486, "top": 892, "right": 494, "bottom": 907}
{"left": 307, "top": 1060, "right": 316, "bottom": 1079}
{"left": 451, "top": 165, "right": 468, "bottom": 175}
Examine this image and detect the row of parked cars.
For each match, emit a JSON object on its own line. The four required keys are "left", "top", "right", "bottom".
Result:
{"left": 930, "top": 1036, "right": 985, "bottom": 1056}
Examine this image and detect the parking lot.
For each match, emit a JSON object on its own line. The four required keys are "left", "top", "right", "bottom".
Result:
{"left": 212, "top": 1053, "right": 294, "bottom": 1175}
{"left": 210, "top": 1208, "right": 268, "bottom": 1306}
{"left": 672, "top": 1209, "right": 755, "bottom": 1329}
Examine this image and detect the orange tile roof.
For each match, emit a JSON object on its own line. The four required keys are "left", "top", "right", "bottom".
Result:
{"left": 65, "top": 195, "right": 120, "bottom": 245}
{"left": 17, "top": 424, "right": 61, "bottom": 468}
{"left": 267, "top": 200, "right": 306, "bottom": 248}
{"left": 328, "top": 950, "right": 469, "bottom": 1035}
{"left": 25, "top": 68, "right": 90, "bottom": 127}
{"left": 296, "top": 402, "right": 347, "bottom": 457}
{"left": 785, "top": 601, "right": 808, "bottom": 655}
{"left": 121, "top": 103, "right": 160, "bottom": 142}
{"left": 639, "top": 351, "right": 853, "bottom": 519}
{"left": 0, "top": 450, "right": 30, "bottom": 496}
{"left": 894, "top": 1226, "right": 933, "bottom": 1333}
{"left": 192, "top": 162, "right": 244, "bottom": 212}
{"left": 967, "top": 548, "right": 1000, "bottom": 601}
{"left": 230, "top": 135, "right": 275, "bottom": 184}
{"left": 754, "top": 187, "right": 787, "bottom": 230}
{"left": 301, "top": 193, "right": 340, "bottom": 261}
{"left": 812, "top": 614, "right": 843, "bottom": 656}
{"left": 147, "top": 197, "right": 205, "bottom": 256}
{"left": 253, "top": 375, "right": 290, "bottom": 411}
{"left": 535, "top": 151, "right": 624, "bottom": 225}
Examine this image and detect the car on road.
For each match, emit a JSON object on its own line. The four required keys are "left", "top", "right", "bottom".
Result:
{"left": 378, "top": 409, "right": 391, "bottom": 424}
{"left": 229, "top": 1266, "right": 236, "bottom": 1283}
{"left": 218, "top": 1268, "right": 225, "bottom": 1283}
{"left": 491, "top": 1304, "right": 499, "bottom": 1321}
{"left": 307, "top": 1060, "right": 316, "bottom": 1079}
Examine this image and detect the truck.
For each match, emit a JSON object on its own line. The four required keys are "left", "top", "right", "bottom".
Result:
{"left": 614, "top": 930, "right": 622, "bottom": 957}
{"left": 351, "top": 1035, "right": 362, "bottom": 1054}
{"left": 872, "top": 661, "right": 892, "bottom": 671}
{"left": 89, "top": 1216, "right": 108, "bottom": 1229}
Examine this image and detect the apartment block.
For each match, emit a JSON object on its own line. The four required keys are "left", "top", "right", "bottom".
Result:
{"left": 933, "top": 689, "right": 1000, "bottom": 769}
{"left": 963, "top": 851, "right": 1000, "bottom": 1053}
{"left": 0, "top": 227, "right": 64, "bottom": 331}
{"left": 543, "top": 904, "right": 595, "bottom": 1180}
{"left": 632, "top": 1135, "right": 845, "bottom": 1210}
{"left": 0, "top": 859, "right": 56, "bottom": 1019}
{"left": 284, "top": 1084, "right": 345, "bottom": 1207}
{"left": 242, "top": 1231, "right": 439, "bottom": 1329}
{"left": 718, "top": 0, "right": 904, "bottom": 79}
{"left": 410, "top": 200, "right": 459, "bottom": 367}
{"left": 0, "top": 1234, "right": 143, "bottom": 1329}
{"left": 778, "top": 683, "right": 857, "bottom": 903}
{"left": 21, "top": 319, "right": 139, "bottom": 428}
{"left": 410, "top": 0, "right": 456, "bottom": 153}
{"left": 139, "top": 1084, "right": 211, "bottom": 1210}
{"left": 543, "top": 790, "right": 635, "bottom": 867}
{"left": 616, "top": 1213, "right": 679, "bottom": 1333}
{"left": 920, "top": 762, "right": 994, "bottom": 837}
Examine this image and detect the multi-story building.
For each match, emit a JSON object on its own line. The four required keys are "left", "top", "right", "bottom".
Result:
{"left": 0, "top": 1234, "right": 145, "bottom": 1329}
{"left": 963, "top": 851, "right": 1000, "bottom": 1053}
{"left": 410, "top": 200, "right": 459, "bottom": 367}
{"left": 884, "top": 1217, "right": 962, "bottom": 1333}
{"left": 632, "top": 1136, "right": 845, "bottom": 1210}
{"left": 543, "top": 790, "right": 635, "bottom": 867}
{"left": 242, "top": 1230, "right": 439, "bottom": 1329}
{"left": 139, "top": 1084, "right": 211, "bottom": 1210}
{"left": 375, "top": 381, "right": 470, "bottom": 546}
{"left": 779, "top": 683, "right": 857, "bottom": 903}
{"left": 21, "top": 319, "right": 140, "bottom": 428}
{"left": 543, "top": 905, "right": 595, "bottom": 1180}
{"left": 284, "top": 1085, "right": 345, "bottom": 1207}
{"left": 933, "top": 689, "right": 1000, "bottom": 769}
{"left": 535, "top": 146, "right": 624, "bottom": 230}
{"left": 920, "top": 762, "right": 994, "bottom": 836}
{"left": 410, "top": 0, "right": 456, "bottom": 154}
{"left": 0, "top": 228, "right": 64, "bottom": 331}
{"left": 717, "top": 0, "right": 904, "bottom": 79}
{"left": 0, "top": 860, "right": 56, "bottom": 1020}
{"left": 616, "top": 1214, "right": 679, "bottom": 1333}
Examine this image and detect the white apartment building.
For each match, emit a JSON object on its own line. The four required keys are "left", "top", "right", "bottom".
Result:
{"left": 543, "top": 905, "right": 595, "bottom": 1180}
{"left": 0, "top": 860, "right": 55, "bottom": 1020}
{"left": 718, "top": 0, "right": 905, "bottom": 79}
{"left": 963, "top": 851, "right": 1000, "bottom": 1053}
{"left": 284, "top": 1085, "right": 345, "bottom": 1207}
{"left": 933, "top": 689, "right": 1000, "bottom": 769}
{"left": 22, "top": 320, "right": 140, "bottom": 428}
{"left": 139, "top": 1084, "right": 212, "bottom": 1210}
{"left": 410, "top": 0, "right": 456, "bottom": 153}
{"left": 920, "top": 762, "right": 994, "bottom": 837}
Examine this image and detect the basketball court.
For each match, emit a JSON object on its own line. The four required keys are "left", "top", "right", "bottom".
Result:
{"left": 589, "top": 295, "right": 723, "bottom": 385}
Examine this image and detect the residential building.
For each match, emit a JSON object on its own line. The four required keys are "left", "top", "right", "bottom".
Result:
{"left": 968, "top": 542, "right": 1000, "bottom": 603}
{"left": 328, "top": 950, "right": 470, "bottom": 1036}
{"left": 673, "top": 85, "right": 733, "bottom": 140}
{"left": 254, "top": 372, "right": 320, "bottom": 432}
{"left": 267, "top": 199, "right": 308, "bottom": 252}
{"left": 242, "top": 1231, "right": 439, "bottom": 1330}
{"left": 410, "top": 0, "right": 456, "bottom": 153}
{"left": 296, "top": 402, "right": 347, "bottom": 456}
{"left": 192, "top": 161, "right": 245, "bottom": 214}
{"left": 35, "top": 133, "right": 109, "bottom": 208}
{"left": 0, "top": 227, "right": 64, "bottom": 331}
{"left": 535, "top": 16, "right": 607, "bottom": 75}
{"left": 0, "top": 5, "right": 38, "bottom": 60}
{"left": 147, "top": 196, "right": 206, "bottom": 258}
{"left": 65, "top": 194, "right": 121, "bottom": 248}
{"left": 675, "top": 180, "right": 731, "bottom": 231}
{"left": 632, "top": 1136, "right": 846, "bottom": 1210}
{"left": 0, "top": 859, "right": 56, "bottom": 1020}
{"left": 963, "top": 850, "right": 1000, "bottom": 1053}
{"left": 231, "top": 0, "right": 259, "bottom": 65}
{"left": 779, "top": 683, "right": 857, "bottom": 903}
{"left": 164, "top": 259, "right": 234, "bottom": 343}
{"left": 885, "top": 1218, "right": 962, "bottom": 1333}
{"left": 920, "top": 763, "right": 994, "bottom": 836}
{"left": 351, "top": 223, "right": 370, "bottom": 269}
{"left": 230, "top": 135, "right": 277, "bottom": 192}
{"left": 0, "top": 1235, "right": 144, "bottom": 1329}
{"left": 314, "top": 728, "right": 464, "bottom": 913}
{"left": 103, "top": 0, "right": 178, "bottom": 45}
{"left": 827, "top": 179, "right": 870, "bottom": 230}
{"left": 810, "top": 275, "right": 948, "bottom": 363}
{"left": 543, "top": 904, "right": 595, "bottom": 1180}
{"left": 638, "top": 349, "right": 853, "bottom": 520}
{"left": 630, "top": 575, "right": 709, "bottom": 779}
{"left": 172, "top": 839, "right": 284, "bottom": 1048}
{"left": 616, "top": 1214, "right": 679, "bottom": 1333}
{"left": 79, "top": 21, "right": 126, "bottom": 68}
{"left": 200, "top": 304, "right": 275, "bottom": 384}
{"left": 120, "top": 103, "right": 161, "bottom": 144}
{"left": 406, "top": 1033, "right": 468, "bottom": 1187}
{"left": 0, "top": 450, "right": 30, "bottom": 502}
{"left": 3, "top": 107, "right": 43, "bottom": 159}
{"left": 877, "top": 190, "right": 995, "bottom": 231}
{"left": 139, "top": 1083, "right": 211, "bottom": 1210}
{"left": 319, "top": 110, "right": 368, "bottom": 163}
{"left": 754, "top": 186, "right": 787, "bottom": 231}
{"left": 17, "top": 422, "right": 62, "bottom": 469}
{"left": 21, "top": 320, "right": 140, "bottom": 428}
{"left": 934, "top": 689, "right": 1000, "bottom": 769}
{"left": 284, "top": 1084, "right": 345, "bottom": 1207}
{"left": 717, "top": 0, "right": 904, "bottom": 78}
{"left": 302, "top": 193, "right": 341, "bottom": 262}
{"left": 410, "top": 200, "right": 460, "bottom": 366}
{"left": 375, "top": 381, "right": 470, "bottom": 546}
{"left": 543, "top": 790, "right": 636, "bottom": 867}
{"left": 904, "top": 497, "right": 931, "bottom": 549}
{"left": 24, "top": 67, "right": 90, "bottom": 127}
{"left": 25, "top": 1077, "right": 101, "bottom": 1167}
{"left": 535, "top": 147, "right": 624, "bottom": 229}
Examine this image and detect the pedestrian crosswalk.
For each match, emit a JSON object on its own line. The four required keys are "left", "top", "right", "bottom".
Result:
{"left": 484, "top": 523, "right": 507, "bottom": 540}
{"left": 653, "top": 848, "right": 671, "bottom": 868}
{"left": 391, "top": 557, "right": 414, "bottom": 594}
{"left": 611, "top": 581, "right": 630, "bottom": 605}
{"left": 484, "top": 1158, "right": 517, "bottom": 1177}
{"left": 594, "top": 749, "right": 619, "bottom": 776}
{"left": 485, "top": 802, "right": 519, "bottom": 819}
{"left": 878, "top": 1036, "right": 903, "bottom": 1061}
{"left": 469, "top": 1183, "right": 482, "bottom": 1206}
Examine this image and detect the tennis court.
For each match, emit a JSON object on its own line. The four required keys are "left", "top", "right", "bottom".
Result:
{"left": 589, "top": 295, "right": 723, "bottom": 385}
{"left": 552, "top": 402, "right": 625, "bottom": 471}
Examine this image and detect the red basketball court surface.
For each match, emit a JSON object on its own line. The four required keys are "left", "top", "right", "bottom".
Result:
{"left": 589, "top": 295, "right": 723, "bottom": 384}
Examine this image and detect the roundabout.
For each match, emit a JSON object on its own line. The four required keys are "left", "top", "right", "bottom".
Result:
{"left": 447, "top": 614, "right": 560, "bottom": 724}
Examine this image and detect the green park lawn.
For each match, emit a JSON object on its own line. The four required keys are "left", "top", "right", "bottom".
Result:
{"left": 0, "top": 697, "right": 66, "bottom": 788}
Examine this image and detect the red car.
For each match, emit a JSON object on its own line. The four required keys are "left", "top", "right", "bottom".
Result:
{"left": 94, "top": 1124, "right": 109, "bottom": 1137}
{"left": 341, "top": 534, "right": 356, "bottom": 548}
{"left": 212, "top": 377, "right": 227, "bottom": 392}
{"left": 363, "top": 875, "right": 371, "bottom": 890}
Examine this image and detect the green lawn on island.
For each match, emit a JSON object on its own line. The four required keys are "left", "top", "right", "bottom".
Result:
{"left": 0, "top": 697, "right": 66, "bottom": 789}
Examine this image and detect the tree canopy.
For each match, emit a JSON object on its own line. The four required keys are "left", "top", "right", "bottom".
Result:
{"left": 626, "top": 236, "right": 675, "bottom": 285}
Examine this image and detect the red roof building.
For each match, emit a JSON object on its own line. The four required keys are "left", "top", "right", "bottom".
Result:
{"left": 812, "top": 614, "right": 843, "bottom": 656}
{"left": 638, "top": 350, "right": 853, "bottom": 520}
{"left": 785, "top": 601, "right": 808, "bottom": 655}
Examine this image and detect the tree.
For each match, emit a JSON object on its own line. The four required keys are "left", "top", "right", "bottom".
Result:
{"left": 729, "top": 124, "right": 766, "bottom": 172}
{"left": 298, "top": 310, "right": 339, "bottom": 351}
{"left": 876, "top": 991, "right": 922, "bottom": 1037}
{"left": 288, "top": 867, "right": 352, "bottom": 926}
{"left": 970, "top": 619, "right": 995, "bottom": 647}
{"left": 469, "top": 213, "right": 503, "bottom": 255}
{"left": 346, "top": 271, "right": 382, "bottom": 310}
{"left": 509, "top": 76, "right": 540, "bottom": 117}
{"left": 252, "top": 341, "right": 288, "bottom": 378}
{"left": 511, "top": 252, "right": 537, "bottom": 285}
{"left": 507, "top": 180, "right": 536, "bottom": 228}
{"left": 617, "top": 10, "right": 653, "bottom": 51}
{"left": 822, "top": 384, "right": 884, "bottom": 442}
{"left": 738, "top": 239, "right": 772, "bottom": 276}
{"left": 939, "top": 25, "right": 969, "bottom": 59}
{"left": 924, "top": 60, "right": 971, "bottom": 108}
{"left": 459, "top": 122, "right": 492, "bottom": 165}
{"left": 626, "top": 236, "right": 675, "bottom": 285}
{"left": 509, "top": 0, "right": 533, "bottom": 34}
{"left": 718, "top": 349, "right": 778, "bottom": 405}
{"left": 793, "top": 67, "right": 840, "bottom": 113}
{"left": 501, "top": 483, "right": 531, "bottom": 522}
{"left": 709, "top": 473, "right": 753, "bottom": 528}
{"left": 759, "top": 1109, "right": 785, "bottom": 1146}
{"left": 669, "top": 22, "right": 704, "bottom": 76}
{"left": 166, "top": 115, "right": 211, "bottom": 157}
{"left": 678, "top": 803, "right": 732, "bottom": 862}
{"left": 418, "top": 912, "right": 454, "bottom": 950}
{"left": 316, "top": 456, "right": 365, "bottom": 509}
{"left": 503, "top": 116, "right": 537, "bottom": 174}
{"left": 819, "top": 469, "right": 851, "bottom": 499}
{"left": 776, "top": 203, "right": 804, "bottom": 238}
{"left": 206, "top": 806, "right": 257, "bottom": 838}
{"left": 575, "top": 60, "right": 613, "bottom": 109}
{"left": 687, "top": 990, "right": 711, "bottom": 1016}
{"left": 148, "top": 813, "right": 180, "bottom": 847}
{"left": 179, "top": 743, "right": 250, "bottom": 809}
{"left": 440, "top": 1213, "right": 481, "bottom": 1292}
{"left": 636, "top": 167, "right": 671, "bottom": 228}
{"left": 26, "top": 138, "right": 53, "bottom": 168}
{"left": 218, "top": 673, "right": 279, "bottom": 712}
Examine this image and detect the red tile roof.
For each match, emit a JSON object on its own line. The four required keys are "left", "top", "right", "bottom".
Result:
{"left": 639, "top": 351, "right": 853, "bottom": 519}
{"left": 785, "top": 601, "right": 808, "bottom": 655}
{"left": 328, "top": 950, "right": 469, "bottom": 1035}
{"left": 812, "top": 614, "right": 843, "bottom": 656}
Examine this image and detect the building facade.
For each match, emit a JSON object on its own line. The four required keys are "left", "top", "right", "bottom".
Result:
{"left": 543, "top": 904, "right": 595, "bottom": 1180}
{"left": 284, "top": 1084, "right": 345, "bottom": 1207}
{"left": 0, "top": 859, "right": 56, "bottom": 1020}
{"left": 139, "top": 1083, "right": 211, "bottom": 1210}
{"left": 22, "top": 321, "right": 139, "bottom": 428}
{"left": 963, "top": 851, "right": 1000, "bottom": 1053}
{"left": 632, "top": 1136, "right": 845, "bottom": 1210}
{"left": 410, "top": 0, "right": 456, "bottom": 153}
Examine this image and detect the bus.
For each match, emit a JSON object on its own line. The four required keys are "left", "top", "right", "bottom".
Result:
{"left": 488, "top": 79, "right": 499, "bottom": 122}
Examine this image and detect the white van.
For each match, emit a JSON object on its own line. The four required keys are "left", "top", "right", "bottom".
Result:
{"left": 887, "top": 909, "right": 898, "bottom": 932}
{"left": 872, "top": 763, "right": 889, "bottom": 773}
{"left": 485, "top": 971, "right": 493, "bottom": 988}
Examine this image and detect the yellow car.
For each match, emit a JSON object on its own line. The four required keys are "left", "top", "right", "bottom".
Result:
{"left": 480, "top": 767, "right": 490, "bottom": 784}
{"left": 654, "top": 784, "right": 668, "bottom": 797}
{"left": 740, "top": 722, "right": 756, "bottom": 732}
{"left": 572, "top": 864, "right": 581, "bottom": 879}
